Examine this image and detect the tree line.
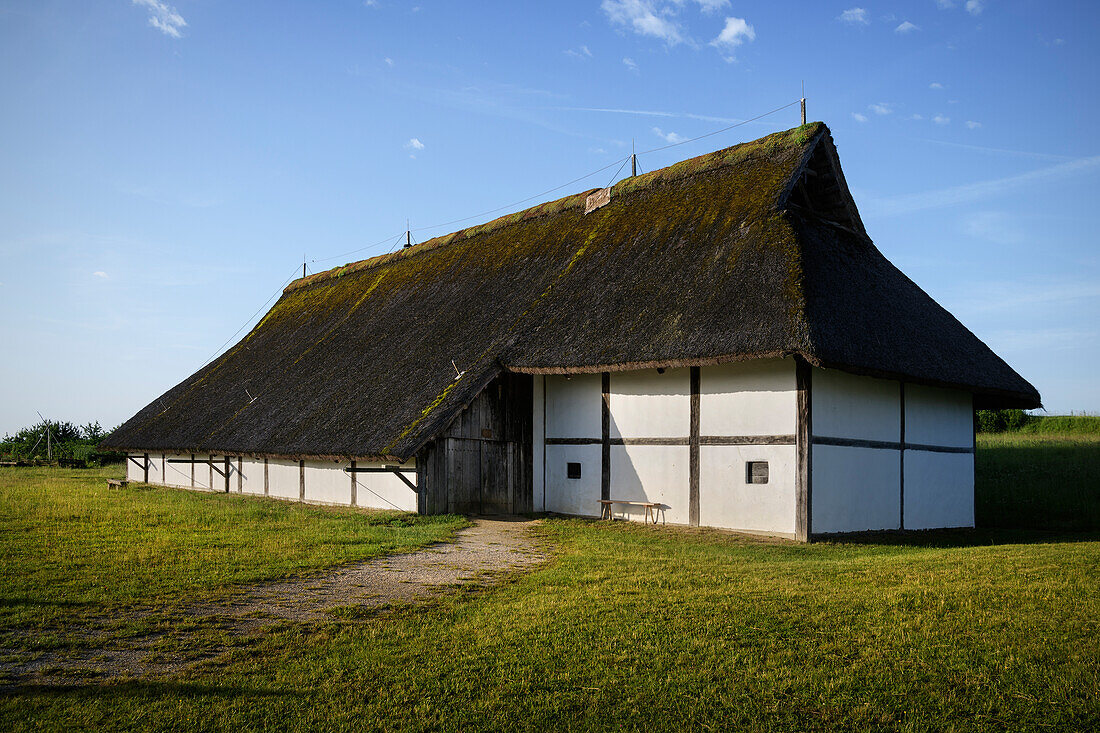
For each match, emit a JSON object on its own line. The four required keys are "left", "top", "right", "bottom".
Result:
{"left": 1, "top": 420, "right": 122, "bottom": 465}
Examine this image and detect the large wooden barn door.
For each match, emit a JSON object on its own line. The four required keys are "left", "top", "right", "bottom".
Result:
{"left": 480, "top": 441, "right": 511, "bottom": 514}
{"left": 417, "top": 373, "right": 533, "bottom": 515}
{"left": 447, "top": 438, "right": 482, "bottom": 514}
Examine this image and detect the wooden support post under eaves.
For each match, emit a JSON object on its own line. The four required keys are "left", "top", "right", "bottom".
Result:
{"left": 349, "top": 459, "right": 357, "bottom": 506}
{"left": 689, "top": 366, "right": 700, "bottom": 527}
{"left": 601, "top": 372, "right": 611, "bottom": 502}
{"left": 795, "top": 358, "right": 813, "bottom": 542}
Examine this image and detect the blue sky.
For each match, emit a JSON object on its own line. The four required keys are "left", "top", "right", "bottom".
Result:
{"left": 1, "top": 0, "right": 1097, "bottom": 435}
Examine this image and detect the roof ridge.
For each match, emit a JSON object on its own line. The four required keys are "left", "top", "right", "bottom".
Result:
{"left": 285, "top": 122, "right": 827, "bottom": 294}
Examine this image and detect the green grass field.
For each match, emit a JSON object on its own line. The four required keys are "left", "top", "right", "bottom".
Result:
{"left": 0, "top": 467, "right": 467, "bottom": 632}
{"left": 1, "top": 436, "right": 1098, "bottom": 731}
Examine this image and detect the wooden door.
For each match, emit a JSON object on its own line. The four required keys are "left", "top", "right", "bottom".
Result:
{"left": 480, "top": 441, "right": 511, "bottom": 514}
{"left": 447, "top": 438, "right": 482, "bottom": 514}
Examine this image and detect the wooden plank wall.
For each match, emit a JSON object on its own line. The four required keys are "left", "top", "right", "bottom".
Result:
{"left": 416, "top": 372, "right": 533, "bottom": 515}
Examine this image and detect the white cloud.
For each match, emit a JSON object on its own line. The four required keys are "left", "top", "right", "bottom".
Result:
{"left": 839, "top": 8, "right": 869, "bottom": 25}
{"left": 384, "top": 57, "right": 395, "bottom": 66}
{"left": 565, "top": 45, "right": 593, "bottom": 59}
{"left": 965, "top": 0, "right": 983, "bottom": 15}
{"left": 364, "top": 0, "right": 379, "bottom": 6}
{"left": 869, "top": 102, "right": 893, "bottom": 116}
{"left": 909, "top": 113, "right": 925, "bottom": 120}
{"left": 622, "top": 57, "right": 639, "bottom": 72}
{"left": 929, "top": 82, "right": 944, "bottom": 89}
{"left": 602, "top": 0, "right": 684, "bottom": 45}
{"left": 552, "top": 105, "right": 738, "bottom": 124}
{"left": 933, "top": 114, "right": 950, "bottom": 125}
{"left": 93, "top": 271, "right": 109, "bottom": 279}
{"left": 694, "top": 0, "right": 730, "bottom": 13}
{"left": 852, "top": 112, "right": 868, "bottom": 123}
{"left": 966, "top": 120, "right": 982, "bottom": 129}
{"left": 935, "top": 0, "right": 955, "bottom": 8}
{"left": 861, "top": 154, "right": 1100, "bottom": 217}
{"left": 133, "top": 0, "right": 186, "bottom": 38}
{"left": 895, "top": 20, "right": 919, "bottom": 33}
{"left": 405, "top": 138, "right": 425, "bottom": 151}
{"left": 652, "top": 126, "right": 686, "bottom": 143}
{"left": 710, "top": 16, "right": 755, "bottom": 61}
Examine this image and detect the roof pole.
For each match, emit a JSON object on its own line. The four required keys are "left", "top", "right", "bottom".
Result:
{"left": 801, "top": 81, "right": 806, "bottom": 125}
{"left": 631, "top": 139, "right": 636, "bottom": 177}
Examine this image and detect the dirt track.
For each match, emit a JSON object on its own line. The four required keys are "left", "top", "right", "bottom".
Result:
{"left": 0, "top": 518, "right": 546, "bottom": 686}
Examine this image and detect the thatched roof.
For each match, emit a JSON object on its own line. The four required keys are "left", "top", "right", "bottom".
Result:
{"left": 103, "top": 122, "right": 1039, "bottom": 460}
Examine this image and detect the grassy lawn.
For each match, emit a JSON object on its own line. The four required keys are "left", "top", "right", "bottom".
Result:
{"left": 0, "top": 466, "right": 466, "bottom": 632}
{"left": 977, "top": 432, "right": 1100, "bottom": 531}
{"left": 1, "top": 437, "right": 1099, "bottom": 731}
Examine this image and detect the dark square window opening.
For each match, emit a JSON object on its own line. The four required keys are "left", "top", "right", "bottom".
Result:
{"left": 746, "top": 461, "right": 769, "bottom": 484}
{"left": 567, "top": 462, "right": 582, "bottom": 480}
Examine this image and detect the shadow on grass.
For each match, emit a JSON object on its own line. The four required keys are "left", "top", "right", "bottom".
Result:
{"left": 0, "top": 680, "right": 304, "bottom": 699}
{"left": 0, "top": 598, "right": 95, "bottom": 610}
{"left": 819, "top": 527, "right": 1100, "bottom": 549}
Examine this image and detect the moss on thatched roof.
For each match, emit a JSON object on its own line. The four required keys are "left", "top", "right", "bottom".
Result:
{"left": 103, "top": 122, "right": 1039, "bottom": 460}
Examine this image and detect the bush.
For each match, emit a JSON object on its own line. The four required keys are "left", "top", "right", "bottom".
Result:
{"left": 976, "top": 409, "right": 1032, "bottom": 433}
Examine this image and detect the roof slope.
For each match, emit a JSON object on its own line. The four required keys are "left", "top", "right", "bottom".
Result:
{"left": 103, "top": 122, "right": 1039, "bottom": 460}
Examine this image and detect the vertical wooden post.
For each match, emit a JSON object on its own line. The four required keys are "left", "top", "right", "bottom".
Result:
{"left": 689, "top": 366, "right": 700, "bottom": 527}
{"left": 350, "top": 460, "right": 357, "bottom": 506}
{"left": 143, "top": 452, "right": 149, "bottom": 484}
{"left": 972, "top": 396, "right": 977, "bottom": 528}
{"left": 601, "top": 372, "right": 611, "bottom": 502}
{"left": 238, "top": 457, "right": 243, "bottom": 492}
{"left": 899, "top": 382, "right": 906, "bottom": 530}
{"left": 223, "top": 456, "right": 230, "bottom": 493}
{"left": 209, "top": 454, "right": 214, "bottom": 491}
{"left": 795, "top": 359, "right": 813, "bottom": 542}
{"left": 161, "top": 454, "right": 165, "bottom": 483}
{"left": 190, "top": 453, "right": 195, "bottom": 488}
{"left": 264, "top": 457, "right": 269, "bottom": 496}
{"left": 299, "top": 459, "right": 306, "bottom": 501}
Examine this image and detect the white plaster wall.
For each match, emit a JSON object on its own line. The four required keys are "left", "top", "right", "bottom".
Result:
{"left": 240, "top": 458, "right": 266, "bottom": 495}
{"left": 350, "top": 461, "right": 418, "bottom": 512}
{"left": 161, "top": 454, "right": 193, "bottom": 489}
{"left": 813, "top": 368, "right": 900, "bottom": 442}
{"left": 812, "top": 445, "right": 901, "bottom": 533}
{"left": 699, "top": 445, "right": 796, "bottom": 535}
{"left": 546, "top": 445, "right": 601, "bottom": 517}
{"left": 906, "top": 385, "right": 973, "bottom": 448}
{"left": 609, "top": 369, "right": 690, "bottom": 439}
{"left": 125, "top": 454, "right": 140, "bottom": 483}
{"left": 545, "top": 374, "right": 602, "bottom": 439}
{"left": 532, "top": 375, "right": 546, "bottom": 512}
{"left": 304, "top": 460, "right": 352, "bottom": 505}
{"left": 609, "top": 445, "right": 689, "bottom": 524}
{"left": 143, "top": 453, "right": 164, "bottom": 485}
{"left": 266, "top": 458, "right": 300, "bottom": 500}
{"left": 699, "top": 359, "right": 796, "bottom": 437}
{"left": 904, "top": 451, "right": 974, "bottom": 529}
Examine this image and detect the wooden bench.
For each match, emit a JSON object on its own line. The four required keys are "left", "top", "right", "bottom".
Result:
{"left": 600, "top": 499, "right": 660, "bottom": 525}
{"left": 106, "top": 479, "right": 129, "bottom": 489}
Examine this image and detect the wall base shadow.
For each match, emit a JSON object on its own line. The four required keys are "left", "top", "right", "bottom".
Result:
{"left": 815, "top": 526, "right": 1100, "bottom": 548}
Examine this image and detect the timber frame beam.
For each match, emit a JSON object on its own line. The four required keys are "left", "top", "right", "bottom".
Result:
{"left": 344, "top": 464, "right": 417, "bottom": 491}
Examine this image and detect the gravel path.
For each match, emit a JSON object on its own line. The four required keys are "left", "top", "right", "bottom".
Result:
{"left": 0, "top": 518, "right": 546, "bottom": 687}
